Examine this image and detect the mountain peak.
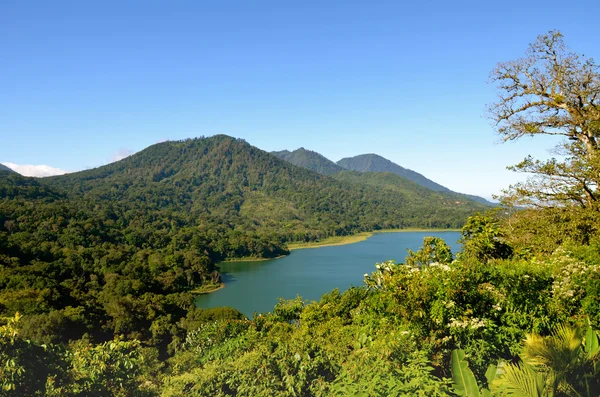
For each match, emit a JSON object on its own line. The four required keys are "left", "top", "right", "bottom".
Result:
{"left": 337, "top": 154, "right": 450, "bottom": 192}
{"left": 271, "top": 147, "right": 344, "bottom": 176}
{"left": 337, "top": 154, "right": 492, "bottom": 205}
{"left": 0, "top": 163, "right": 18, "bottom": 174}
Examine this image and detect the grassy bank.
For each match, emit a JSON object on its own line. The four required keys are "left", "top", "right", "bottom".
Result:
{"left": 191, "top": 283, "right": 225, "bottom": 295}
{"left": 221, "top": 255, "right": 286, "bottom": 263}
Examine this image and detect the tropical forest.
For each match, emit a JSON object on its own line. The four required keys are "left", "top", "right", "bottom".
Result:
{"left": 1, "top": 27, "right": 600, "bottom": 397}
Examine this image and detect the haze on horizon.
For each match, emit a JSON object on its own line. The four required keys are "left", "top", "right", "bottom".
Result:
{"left": 2, "top": 0, "right": 598, "bottom": 200}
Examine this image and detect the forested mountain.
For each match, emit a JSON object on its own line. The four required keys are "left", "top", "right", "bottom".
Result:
{"left": 272, "top": 149, "right": 493, "bottom": 206}
{"left": 332, "top": 170, "right": 481, "bottom": 207}
{"left": 337, "top": 153, "right": 493, "bottom": 205}
{"left": 338, "top": 153, "right": 450, "bottom": 191}
{"left": 43, "top": 135, "right": 484, "bottom": 236}
{"left": 4, "top": 31, "right": 600, "bottom": 396}
{"left": 0, "top": 134, "right": 486, "bottom": 356}
{"left": 0, "top": 163, "right": 16, "bottom": 173}
{"left": 271, "top": 148, "right": 344, "bottom": 175}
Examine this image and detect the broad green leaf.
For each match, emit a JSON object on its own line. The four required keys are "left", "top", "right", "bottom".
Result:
{"left": 485, "top": 364, "right": 498, "bottom": 385}
{"left": 451, "top": 349, "right": 480, "bottom": 397}
{"left": 584, "top": 326, "right": 600, "bottom": 358}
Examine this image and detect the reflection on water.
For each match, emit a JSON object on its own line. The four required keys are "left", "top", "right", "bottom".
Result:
{"left": 196, "top": 231, "right": 461, "bottom": 317}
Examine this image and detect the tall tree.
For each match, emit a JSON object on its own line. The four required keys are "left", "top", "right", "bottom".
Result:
{"left": 489, "top": 31, "right": 600, "bottom": 210}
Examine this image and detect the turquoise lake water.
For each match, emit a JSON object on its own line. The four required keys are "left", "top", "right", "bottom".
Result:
{"left": 195, "top": 231, "right": 461, "bottom": 317}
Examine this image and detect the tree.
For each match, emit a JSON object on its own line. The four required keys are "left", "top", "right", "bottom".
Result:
{"left": 488, "top": 30, "right": 600, "bottom": 210}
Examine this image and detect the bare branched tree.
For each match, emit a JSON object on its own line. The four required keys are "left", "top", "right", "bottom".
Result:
{"left": 488, "top": 30, "right": 600, "bottom": 210}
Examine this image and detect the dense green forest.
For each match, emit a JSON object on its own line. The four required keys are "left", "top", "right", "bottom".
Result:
{"left": 337, "top": 154, "right": 493, "bottom": 206}
{"left": 0, "top": 135, "right": 485, "bottom": 365}
{"left": 272, "top": 148, "right": 493, "bottom": 205}
{"left": 338, "top": 153, "right": 450, "bottom": 192}
{"left": 0, "top": 165, "right": 15, "bottom": 173}
{"left": 1, "top": 30, "right": 600, "bottom": 396}
{"left": 271, "top": 148, "right": 345, "bottom": 175}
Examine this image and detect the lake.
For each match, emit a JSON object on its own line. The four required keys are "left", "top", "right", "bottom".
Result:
{"left": 195, "top": 231, "right": 461, "bottom": 317}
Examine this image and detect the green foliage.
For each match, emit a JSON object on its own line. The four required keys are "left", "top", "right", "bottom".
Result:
{"left": 460, "top": 213, "right": 513, "bottom": 261}
{"left": 489, "top": 31, "right": 600, "bottom": 212}
{"left": 2, "top": 127, "right": 600, "bottom": 396}
{"left": 272, "top": 296, "right": 305, "bottom": 322}
{"left": 405, "top": 236, "right": 453, "bottom": 266}
{"left": 451, "top": 349, "right": 497, "bottom": 397}
{"left": 503, "top": 208, "right": 600, "bottom": 256}
{"left": 272, "top": 148, "right": 344, "bottom": 176}
{"left": 337, "top": 153, "right": 451, "bottom": 193}
{"left": 0, "top": 312, "right": 59, "bottom": 395}
{"left": 181, "top": 306, "right": 245, "bottom": 331}
{"left": 52, "top": 338, "right": 145, "bottom": 397}
{"left": 493, "top": 324, "right": 600, "bottom": 396}
{"left": 329, "top": 350, "right": 452, "bottom": 397}
{"left": 451, "top": 349, "right": 481, "bottom": 397}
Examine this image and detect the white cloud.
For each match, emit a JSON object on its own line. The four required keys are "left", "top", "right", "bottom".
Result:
{"left": 110, "top": 148, "right": 135, "bottom": 163}
{"left": 2, "top": 162, "right": 69, "bottom": 177}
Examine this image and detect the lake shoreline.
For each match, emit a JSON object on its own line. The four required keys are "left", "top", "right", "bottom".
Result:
{"left": 191, "top": 283, "right": 225, "bottom": 295}
{"left": 214, "top": 228, "right": 460, "bottom": 291}
{"left": 287, "top": 228, "right": 460, "bottom": 251}
{"left": 197, "top": 230, "right": 463, "bottom": 317}
{"left": 221, "top": 255, "right": 287, "bottom": 263}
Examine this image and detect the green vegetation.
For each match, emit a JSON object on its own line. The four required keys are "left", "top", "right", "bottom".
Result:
{"left": 272, "top": 146, "right": 494, "bottom": 206}
{"left": 272, "top": 148, "right": 345, "bottom": 175}
{"left": 3, "top": 212, "right": 600, "bottom": 395}
{"left": 337, "top": 152, "right": 451, "bottom": 192}
{"left": 286, "top": 231, "right": 373, "bottom": 250}
{"left": 337, "top": 154, "right": 492, "bottom": 205}
{"left": 1, "top": 30, "right": 600, "bottom": 395}
{"left": 0, "top": 134, "right": 483, "bottom": 363}
{"left": 0, "top": 165, "right": 15, "bottom": 174}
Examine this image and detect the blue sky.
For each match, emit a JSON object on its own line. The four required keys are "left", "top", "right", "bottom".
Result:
{"left": 1, "top": 0, "right": 598, "bottom": 198}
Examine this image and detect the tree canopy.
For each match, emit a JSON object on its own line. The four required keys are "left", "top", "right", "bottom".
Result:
{"left": 489, "top": 30, "right": 600, "bottom": 210}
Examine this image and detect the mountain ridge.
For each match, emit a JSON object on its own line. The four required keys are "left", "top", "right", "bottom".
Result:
{"left": 271, "top": 148, "right": 344, "bottom": 175}
{"left": 337, "top": 153, "right": 450, "bottom": 192}
{"left": 272, "top": 149, "right": 493, "bottom": 205}
{"left": 0, "top": 163, "right": 17, "bottom": 174}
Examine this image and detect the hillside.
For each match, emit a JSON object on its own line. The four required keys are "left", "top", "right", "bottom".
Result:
{"left": 43, "top": 135, "right": 484, "bottom": 236}
{"left": 337, "top": 154, "right": 450, "bottom": 191}
{"left": 332, "top": 170, "right": 480, "bottom": 208}
{"left": 0, "top": 163, "right": 16, "bottom": 173}
{"left": 337, "top": 153, "right": 492, "bottom": 205}
{"left": 271, "top": 148, "right": 344, "bottom": 175}
{"left": 3, "top": 136, "right": 597, "bottom": 396}
{"left": 0, "top": 134, "right": 486, "bottom": 360}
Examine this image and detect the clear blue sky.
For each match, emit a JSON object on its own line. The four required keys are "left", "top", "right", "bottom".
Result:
{"left": 1, "top": 0, "right": 598, "bottom": 198}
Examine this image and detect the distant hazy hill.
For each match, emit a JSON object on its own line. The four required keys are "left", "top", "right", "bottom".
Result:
{"left": 270, "top": 148, "right": 484, "bottom": 214}
{"left": 272, "top": 148, "right": 344, "bottom": 175}
{"left": 337, "top": 154, "right": 493, "bottom": 205}
{"left": 337, "top": 154, "right": 449, "bottom": 192}
{"left": 0, "top": 163, "right": 17, "bottom": 173}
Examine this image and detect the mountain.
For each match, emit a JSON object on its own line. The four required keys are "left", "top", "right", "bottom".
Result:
{"left": 271, "top": 148, "right": 344, "bottom": 175}
{"left": 43, "top": 135, "right": 484, "bottom": 237}
{"left": 337, "top": 154, "right": 449, "bottom": 192}
{"left": 0, "top": 134, "right": 486, "bottom": 355}
{"left": 337, "top": 153, "right": 493, "bottom": 205}
{"left": 333, "top": 170, "right": 473, "bottom": 206}
{"left": 0, "top": 163, "right": 17, "bottom": 173}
